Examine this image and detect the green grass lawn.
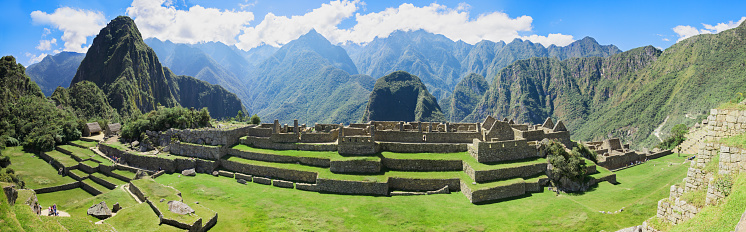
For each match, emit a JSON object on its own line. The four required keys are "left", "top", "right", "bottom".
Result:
{"left": 83, "top": 178, "right": 110, "bottom": 193}
{"left": 106, "top": 202, "right": 184, "bottom": 232}
{"left": 112, "top": 169, "right": 135, "bottom": 179}
{"left": 59, "top": 145, "right": 113, "bottom": 165}
{"left": 3, "top": 147, "right": 78, "bottom": 189}
{"left": 232, "top": 144, "right": 348, "bottom": 160}
{"left": 131, "top": 178, "right": 207, "bottom": 224}
{"left": 69, "top": 169, "right": 87, "bottom": 178}
{"left": 44, "top": 150, "right": 79, "bottom": 167}
{"left": 157, "top": 153, "right": 689, "bottom": 232}
{"left": 37, "top": 188, "right": 95, "bottom": 213}
{"left": 381, "top": 151, "right": 467, "bottom": 161}
{"left": 91, "top": 172, "right": 127, "bottom": 186}
{"left": 81, "top": 160, "right": 100, "bottom": 169}
{"left": 70, "top": 140, "right": 99, "bottom": 148}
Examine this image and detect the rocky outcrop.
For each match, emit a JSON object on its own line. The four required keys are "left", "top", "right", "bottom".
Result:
{"left": 87, "top": 201, "right": 112, "bottom": 219}
{"left": 3, "top": 186, "right": 18, "bottom": 206}
{"left": 167, "top": 200, "right": 194, "bottom": 215}
{"left": 181, "top": 168, "right": 196, "bottom": 176}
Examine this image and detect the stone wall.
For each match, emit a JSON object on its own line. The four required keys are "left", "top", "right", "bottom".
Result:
{"left": 378, "top": 142, "right": 467, "bottom": 153}
{"left": 247, "top": 127, "right": 272, "bottom": 137}
{"left": 33, "top": 181, "right": 81, "bottom": 194}
{"left": 38, "top": 151, "right": 72, "bottom": 174}
{"left": 381, "top": 158, "right": 462, "bottom": 171}
{"left": 338, "top": 136, "right": 378, "bottom": 155}
{"left": 330, "top": 159, "right": 381, "bottom": 174}
{"left": 656, "top": 198, "right": 700, "bottom": 225}
{"left": 152, "top": 126, "right": 251, "bottom": 147}
{"left": 228, "top": 148, "right": 330, "bottom": 168}
{"left": 316, "top": 178, "right": 388, "bottom": 196}
{"left": 270, "top": 133, "right": 300, "bottom": 143}
{"left": 100, "top": 167, "right": 132, "bottom": 182}
{"left": 55, "top": 146, "right": 84, "bottom": 162}
{"left": 597, "top": 151, "right": 646, "bottom": 170}
{"left": 717, "top": 145, "right": 746, "bottom": 175}
{"left": 128, "top": 182, "right": 147, "bottom": 203}
{"left": 373, "top": 131, "right": 480, "bottom": 143}
{"left": 468, "top": 139, "right": 538, "bottom": 163}
{"left": 241, "top": 136, "right": 338, "bottom": 151}
{"left": 460, "top": 181, "right": 527, "bottom": 204}
{"left": 387, "top": 177, "right": 460, "bottom": 192}
{"left": 100, "top": 144, "right": 176, "bottom": 173}
{"left": 221, "top": 159, "right": 317, "bottom": 183}
{"left": 80, "top": 181, "right": 103, "bottom": 196}
{"left": 299, "top": 132, "right": 337, "bottom": 143}
{"left": 168, "top": 142, "right": 226, "bottom": 160}
{"left": 463, "top": 162, "right": 547, "bottom": 183}
{"left": 272, "top": 180, "right": 294, "bottom": 188}
{"left": 78, "top": 161, "right": 98, "bottom": 174}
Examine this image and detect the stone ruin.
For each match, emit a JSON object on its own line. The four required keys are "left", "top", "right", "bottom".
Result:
{"left": 583, "top": 138, "right": 672, "bottom": 170}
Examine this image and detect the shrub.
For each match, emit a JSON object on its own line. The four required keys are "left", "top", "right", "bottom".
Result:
{"left": 121, "top": 106, "right": 212, "bottom": 141}
{"left": 0, "top": 167, "right": 24, "bottom": 188}
{"left": 657, "top": 124, "right": 688, "bottom": 150}
{"left": 250, "top": 114, "right": 261, "bottom": 125}
{"left": 544, "top": 140, "right": 587, "bottom": 183}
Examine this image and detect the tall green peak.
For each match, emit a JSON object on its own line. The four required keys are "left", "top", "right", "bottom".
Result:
{"left": 71, "top": 16, "right": 244, "bottom": 119}
{"left": 0, "top": 56, "right": 43, "bottom": 103}
{"left": 362, "top": 71, "right": 445, "bottom": 122}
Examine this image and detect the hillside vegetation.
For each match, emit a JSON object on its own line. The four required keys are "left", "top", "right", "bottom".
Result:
{"left": 362, "top": 71, "right": 445, "bottom": 122}
{"left": 467, "top": 21, "right": 746, "bottom": 148}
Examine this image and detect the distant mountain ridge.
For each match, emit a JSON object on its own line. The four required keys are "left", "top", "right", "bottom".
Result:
{"left": 465, "top": 20, "right": 746, "bottom": 148}
{"left": 26, "top": 52, "right": 85, "bottom": 96}
{"left": 70, "top": 16, "right": 244, "bottom": 119}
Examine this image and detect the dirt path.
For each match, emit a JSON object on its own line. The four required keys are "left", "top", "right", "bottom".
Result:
{"left": 652, "top": 116, "right": 669, "bottom": 142}
{"left": 40, "top": 209, "right": 70, "bottom": 217}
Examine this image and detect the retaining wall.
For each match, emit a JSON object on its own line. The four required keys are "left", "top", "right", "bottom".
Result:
{"left": 464, "top": 162, "right": 547, "bottom": 183}
{"left": 468, "top": 139, "right": 539, "bottom": 163}
{"left": 55, "top": 146, "right": 84, "bottom": 162}
{"left": 221, "top": 159, "right": 317, "bottom": 183}
{"left": 460, "top": 181, "right": 527, "bottom": 204}
{"left": 316, "top": 178, "right": 388, "bottom": 196}
{"left": 387, "top": 177, "right": 460, "bottom": 192}
{"left": 168, "top": 142, "right": 225, "bottom": 160}
{"left": 78, "top": 161, "right": 98, "bottom": 174}
{"left": 80, "top": 181, "right": 103, "bottom": 196}
{"left": 241, "top": 136, "right": 338, "bottom": 151}
{"left": 128, "top": 182, "right": 147, "bottom": 202}
{"left": 378, "top": 142, "right": 467, "bottom": 153}
{"left": 89, "top": 175, "right": 117, "bottom": 189}
{"left": 100, "top": 144, "right": 176, "bottom": 173}
{"left": 381, "top": 158, "right": 462, "bottom": 171}
{"left": 330, "top": 159, "right": 381, "bottom": 174}
{"left": 33, "top": 181, "right": 81, "bottom": 194}
{"left": 272, "top": 180, "right": 294, "bottom": 188}
{"left": 299, "top": 132, "right": 337, "bottom": 143}
{"left": 656, "top": 198, "right": 700, "bottom": 225}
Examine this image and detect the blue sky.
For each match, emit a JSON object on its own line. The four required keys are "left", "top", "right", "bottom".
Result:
{"left": 1, "top": 0, "right": 745, "bottom": 66}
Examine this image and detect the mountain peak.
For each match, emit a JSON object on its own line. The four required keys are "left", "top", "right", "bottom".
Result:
{"left": 362, "top": 71, "right": 445, "bottom": 122}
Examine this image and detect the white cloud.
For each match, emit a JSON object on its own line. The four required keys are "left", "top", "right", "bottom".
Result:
{"left": 126, "top": 0, "right": 255, "bottom": 45}
{"left": 30, "top": 7, "right": 106, "bottom": 53}
{"left": 235, "top": 1, "right": 573, "bottom": 50}
{"left": 25, "top": 52, "right": 48, "bottom": 65}
{"left": 520, "top": 34, "right": 575, "bottom": 47}
{"left": 673, "top": 17, "right": 746, "bottom": 42}
{"left": 236, "top": 0, "right": 358, "bottom": 49}
{"left": 36, "top": 38, "right": 57, "bottom": 51}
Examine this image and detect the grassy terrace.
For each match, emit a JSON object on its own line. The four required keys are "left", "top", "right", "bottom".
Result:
{"left": 81, "top": 160, "right": 100, "bottom": 168}
{"left": 82, "top": 178, "right": 110, "bottom": 192}
{"left": 69, "top": 169, "right": 87, "bottom": 178}
{"left": 380, "top": 151, "right": 466, "bottom": 160}
{"left": 91, "top": 172, "right": 127, "bottom": 186}
{"left": 2, "top": 147, "right": 77, "bottom": 189}
{"left": 69, "top": 140, "right": 98, "bottom": 148}
{"left": 59, "top": 144, "right": 113, "bottom": 164}
{"left": 45, "top": 150, "right": 78, "bottom": 167}
{"left": 112, "top": 169, "right": 135, "bottom": 179}
{"left": 132, "top": 178, "right": 206, "bottom": 224}
{"left": 232, "top": 144, "right": 348, "bottom": 160}
{"left": 156, "top": 153, "right": 688, "bottom": 231}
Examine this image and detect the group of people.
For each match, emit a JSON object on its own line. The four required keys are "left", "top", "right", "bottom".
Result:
{"left": 32, "top": 202, "right": 59, "bottom": 216}
{"left": 111, "top": 155, "right": 122, "bottom": 164}
{"left": 629, "top": 158, "right": 649, "bottom": 167}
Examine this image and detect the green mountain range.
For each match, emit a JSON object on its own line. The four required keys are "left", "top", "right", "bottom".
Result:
{"left": 442, "top": 73, "right": 489, "bottom": 122}
{"left": 362, "top": 71, "right": 445, "bottom": 122}
{"left": 70, "top": 16, "right": 244, "bottom": 119}
{"left": 25, "top": 52, "right": 85, "bottom": 96}
{"left": 244, "top": 29, "right": 372, "bottom": 124}
{"left": 466, "top": 21, "right": 746, "bottom": 148}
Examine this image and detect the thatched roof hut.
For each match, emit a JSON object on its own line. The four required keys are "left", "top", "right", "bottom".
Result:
{"left": 106, "top": 123, "right": 122, "bottom": 136}
{"left": 83, "top": 122, "right": 102, "bottom": 137}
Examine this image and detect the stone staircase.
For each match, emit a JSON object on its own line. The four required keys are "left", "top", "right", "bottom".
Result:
{"left": 678, "top": 126, "right": 707, "bottom": 155}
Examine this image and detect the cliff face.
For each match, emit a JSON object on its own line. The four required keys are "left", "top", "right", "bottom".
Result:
{"left": 71, "top": 16, "right": 244, "bottom": 119}
{"left": 362, "top": 71, "right": 445, "bottom": 122}
{"left": 446, "top": 73, "right": 489, "bottom": 122}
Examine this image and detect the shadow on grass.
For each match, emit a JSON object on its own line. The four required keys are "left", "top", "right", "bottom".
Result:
{"left": 473, "top": 193, "right": 535, "bottom": 205}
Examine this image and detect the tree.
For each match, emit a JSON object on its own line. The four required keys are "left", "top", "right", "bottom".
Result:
{"left": 236, "top": 110, "right": 244, "bottom": 122}
{"left": 543, "top": 140, "right": 588, "bottom": 192}
{"left": 250, "top": 114, "right": 261, "bottom": 125}
{"left": 656, "top": 124, "right": 688, "bottom": 150}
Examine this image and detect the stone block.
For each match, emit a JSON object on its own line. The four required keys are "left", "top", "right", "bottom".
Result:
{"left": 253, "top": 177, "right": 271, "bottom": 185}
{"left": 272, "top": 180, "right": 294, "bottom": 188}
{"left": 218, "top": 170, "right": 234, "bottom": 178}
